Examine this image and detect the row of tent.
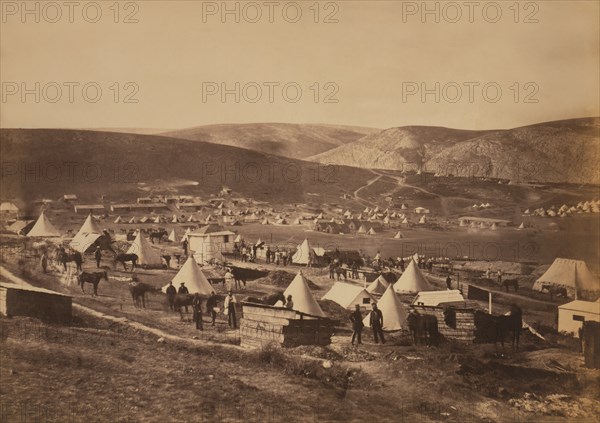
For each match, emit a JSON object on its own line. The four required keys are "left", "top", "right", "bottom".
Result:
{"left": 524, "top": 200, "right": 600, "bottom": 218}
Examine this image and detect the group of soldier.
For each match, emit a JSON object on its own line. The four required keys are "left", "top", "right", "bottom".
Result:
{"left": 349, "top": 303, "right": 385, "bottom": 345}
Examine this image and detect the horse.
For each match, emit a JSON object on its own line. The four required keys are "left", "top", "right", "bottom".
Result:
{"left": 474, "top": 304, "right": 522, "bottom": 349}
{"left": 129, "top": 282, "right": 161, "bottom": 308}
{"left": 502, "top": 279, "right": 519, "bottom": 292}
{"left": 78, "top": 271, "right": 108, "bottom": 296}
{"left": 407, "top": 311, "right": 440, "bottom": 346}
{"left": 149, "top": 230, "right": 168, "bottom": 244}
{"left": 540, "top": 284, "right": 568, "bottom": 301}
{"left": 173, "top": 294, "right": 209, "bottom": 320}
{"left": 59, "top": 251, "right": 83, "bottom": 272}
{"left": 114, "top": 253, "right": 138, "bottom": 271}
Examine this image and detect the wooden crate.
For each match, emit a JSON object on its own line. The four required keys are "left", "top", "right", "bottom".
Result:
{"left": 240, "top": 302, "right": 335, "bottom": 348}
{"left": 412, "top": 305, "right": 476, "bottom": 343}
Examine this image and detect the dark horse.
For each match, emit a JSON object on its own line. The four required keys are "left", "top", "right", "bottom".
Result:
{"left": 114, "top": 253, "right": 138, "bottom": 271}
{"left": 407, "top": 311, "right": 440, "bottom": 346}
{"left": 59, "top": 251, "right": 83, "bottom": 272}
{"left": 149, "top": 230, "right": 168, "bottom": 244}
{"left": 129, "top": 282, "right": 161, "bottom": 308}
{"left": 173, "top": 294, "right": 208, "bottom": 320}
{"left": 502, "top": 279, "right": 519, "bottom": 292}
{"left": 474, "top": 304, "right": 523, "bottom": 349}
{"left": 78, "top": 271, "right": 108, "bottom": 296}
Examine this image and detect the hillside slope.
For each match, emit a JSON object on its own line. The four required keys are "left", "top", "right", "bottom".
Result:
{"left": 309, "top": 118, "right": 600, "bottom": 184}
{"left": 160, "top": 123, "right": 379, "bottom": 159}
{"left": 0, "top": 129, "right": 373, "bottom": 205}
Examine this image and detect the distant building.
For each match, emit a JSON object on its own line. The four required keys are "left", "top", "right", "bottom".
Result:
{"left": 558, "top": 300, "right": 600, "bottom": 338}
{"left": 74, "top": 204, "right": 106, "bottom": 214}
{"left": 176, "top": 202, "right": 204, "bottom": 212}
{"left": 63, "top": 194, "right": 78, "bottom": 202}
{"left": 187, "top": 225, "right": 236, "bottom": 260}
{"left": 110, "top": 203, "right": 168, "bottom": 213}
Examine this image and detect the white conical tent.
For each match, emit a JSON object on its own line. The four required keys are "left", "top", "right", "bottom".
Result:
{"left": 261, "top": 218, "right": 270, "bottom": 225}
{"left": 292, "top": 218, "right": 301, "bottom": 225}
{"left": 367, "top": 227, "right": 377, "bottom": 235}
{"left": 363, "top": 285, "right": 407, "bottom": 331}
{"left": 366, "top": 276, "right": 388, "bottom": 295}
{"left": 292, "top": 238, "right": 313, "bottom": 265}
{"left": 164, "top": 256, "right": 216, "bottom": 295}
{"left": 459, "top": 220, "right": 466, "bottom": 227}
{"left": 418, "top": 216, "right": 427, "bottom": 224}
{"left": 69, "top": 214, "right": 103, "bottom": 253}
{"left": 533, "top": 258, "right": 600, "bottom": 298}
{"left": 518, "top": 222, "right": 525, "bottom": 229}
{"left": 357, "top": 224, "right": 367, "bottom": 234}
{"left": 234, "top": 234, "right": 243, "bottom": 243}
{"left": 27, "top": 211, "right": 61, "bottom": 237}
{"left": 401, "top": 218, "right": 409, "bottom": 224}
{"left": 114, "top": 216, "right": 122, "bottom": 223}
{"left": 128, "top": 217, "right": 136, "bottom": 224}
{"left": 394, "top": 231, "right": 403, "bottom": 239}
{"left": 168, "top": 229, "right": 177, "bottom": 242}
{"left": 181, "top": 228, "right": 191, "bottom": 242}
{"left": 78, "top": 213, "right": 102, "bottom": 234}
{"left": 394, "top": 260, "right": 434, "bottom": 293}
{"left": 322, "top": 282, "right": 375, "bottom": 309}
{"left": 172, "top": 215, "right": 178, "bottom": 223}
{"left": 490, "top": 223, "right": 498, "bottom": 230}
{"left": 283, "top": 271, "right": 325, "bottom": 317}
{"left": 127, "top": 231, "right": 162, "bottom": 266}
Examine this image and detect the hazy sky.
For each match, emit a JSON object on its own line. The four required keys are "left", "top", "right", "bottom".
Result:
{"left": 1, "top": 0, "right": 599, "bottom": 130}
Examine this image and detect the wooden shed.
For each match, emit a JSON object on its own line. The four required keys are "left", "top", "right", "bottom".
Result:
{"left": 240, "top": 302, "right": 335, "bottom": 348}
{"left": 582, "top": 321, "right": 600, "bottom": 369}
{"left": 411, "top": 304, "right": 476, "bottom": 343}
{"left": 0, "top": 282, "right": 72, "bottom": 323}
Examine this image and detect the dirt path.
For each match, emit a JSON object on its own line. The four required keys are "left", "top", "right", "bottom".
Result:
{"left": 353, "top": 170, "right": 382, "bottom": 204}
{"left": 0, "top": 265, "right": 246, "bottom": 350}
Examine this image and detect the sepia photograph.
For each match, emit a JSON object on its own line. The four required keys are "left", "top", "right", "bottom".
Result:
{"left": 1, "top": 1, "right": 599, "bottom": 422}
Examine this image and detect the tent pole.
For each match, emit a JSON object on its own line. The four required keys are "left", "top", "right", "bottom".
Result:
{"left": 488, "top": 292, "right": 493, "bottom": 314}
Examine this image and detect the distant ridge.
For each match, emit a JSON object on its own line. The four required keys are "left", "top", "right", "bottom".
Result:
{"left": 308, "top": 118, "right": 600, "bottom": 184}
{"left": 160, "top": 123, "right": 379, "bottom": 159}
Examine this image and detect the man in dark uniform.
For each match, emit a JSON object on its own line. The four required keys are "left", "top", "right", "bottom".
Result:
{"left": 178, "top": 282, "right": 190, "bottom": 313}
{"left": 94, "top": 246, "right": 102, "bottom": 268}
{"left": 192, "top": 294, "right": 203, "bottom": 331}
{"left": 329, "top": 262, "right": 335, "bottom": 279}
{"left": 399, "top": 258, "right": 405, "bottom": 272}
{"left": 446, "top": 275, "right": 452, "bottom": 290}
{"left": 182, "top": 239, "right": 188, "bottom": 256}
{"left": 349, "top": 304, "right": 364, "bottom": 345}
{"left": 370, "top": 303, "right": 385, "bottom": 344}
{"left": 166, "top": 281, "right": 177, "bottom": 311}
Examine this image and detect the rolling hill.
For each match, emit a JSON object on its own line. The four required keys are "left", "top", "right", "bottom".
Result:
{"left": 309, "top": 118, "right": 600, "bottom": 184}
{"left": 160, "top": 123, "right": 379, "bottom": 159}
{"left": 0, "top": 129, "right": 374, "bottom": 207}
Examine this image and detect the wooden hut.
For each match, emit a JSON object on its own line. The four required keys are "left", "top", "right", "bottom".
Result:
{"left": 240, "top": 302, "right": 335, "bottom": 348}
